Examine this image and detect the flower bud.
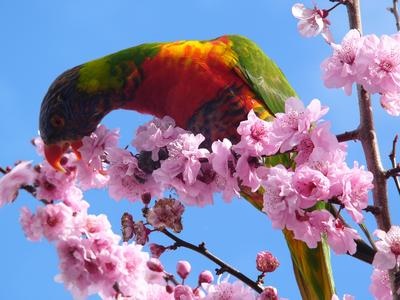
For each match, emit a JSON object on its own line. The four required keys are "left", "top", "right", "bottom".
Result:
{"left": 256, "top": 251, "right": 279, "bottom": 273}
{"left": 149, "top": 243, "right": 166, "bottom": 258}
{"left": 198, "top": 270, "right": 213, "bottom": 284}
{"left": 176, "top": 260, "right": 191, "bottom": 280}
{"left": 258, "top": 286, "right": 278, "bottom": 300}
{"left": 147, "top": 258, "right": 164, "bottom": 273}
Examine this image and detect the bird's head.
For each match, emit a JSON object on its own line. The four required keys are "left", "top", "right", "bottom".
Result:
{"left": 39, "top": 66, "right": 112, "bottom": 171}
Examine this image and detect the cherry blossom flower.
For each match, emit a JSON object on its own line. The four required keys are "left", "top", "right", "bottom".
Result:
{"left": 380, "top": 92, "right": 400, "bottom": 116}
{"left": 210, "top": 139, "right": 240, "bottom": 202}
{"left": 0, "top": 161, "right": 36, "bottom": 206}
{"left": 292, "top": 3, "right": 332, "bottom": 43}
{"left": 107, "top": 147, "right": 162, "bottom": 201}
{"left": 321, "top": 29, "right": 363, "bottom": 95}
{"left": 20, "top": 207, "right": 42, "bottom": 241}
{"left": 234, "top": 110, "right": 279, "bottom": 156}
{"left": 36, "top": 202, "right": 75, "bottom": 241}
{"left": 311, "top": 210, "right": 359, "bottom": 254}
{"left": 370, "top": 269, "right": 392, "bottom": 300}
{"left": 79, "top": 124, "right": 119, "bottom": 170}
{"left": 331, "top": 294, "right": 355, "bottom": 300}
{"left": 373, "top": 225, "right": 400, "bottom": 270}
{"left": 35, "top": 158, "right": 77, "bottom": 201}
{"left": 262, "top": 165, "right": 298, "bottom": 229}
{"left": 273, "top": 98, "right": 328, "bottom": 153}
{"left": 174, "top": 284, "right": 197, "bottom": 300}
{"left": 360, "top": 34, "right": 400, "bottom": 94}
{"left": 292, "top": 165, "right": 330, "bottom": 208}
{"left": 133, "top": 115, "right": 186, "bottom": 160}
{"left": 336, "top": 162, "right": 373, "bottom": 223}
{"left": 153, "top": 133, "right": 216, "bottom": 206}
{"left": 205, "top": 278, "right": 256, "bottom": 300}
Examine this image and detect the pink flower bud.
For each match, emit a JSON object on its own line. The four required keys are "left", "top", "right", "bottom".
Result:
{"left": 149, "top": 243, "right": 166, "bottom": 258}
{"left": 198, "top": 270, "right": 213, "bottom": 284}
{"left": 166, "top": 285, "right": 174, "bottom": 294}
{"left": 147, "top": 258, "right": 164, "bottom": 273}
{"left": 176, "top": 260, "right": 191, "bottom": 280}
{"left": 256, "top": 251, "right": 279, "bottom": 273}
{"left": 141, "top": 192, "right": 152, "bottom": 205}
{"left": 258, "top": 286, "right": 278, "bottom": 300}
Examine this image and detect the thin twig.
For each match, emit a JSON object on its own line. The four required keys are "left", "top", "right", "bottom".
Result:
{"left": 336, "top": 129, "right": 359, "bottom": 142}
{"left": 388, "top": 0, "right": 400, "bottom": 31}
{"left": 389, "top": 135, "right": 400, "bottom": 195}
{"left": 161, "top": 229, "right": 264, "bottom": 294}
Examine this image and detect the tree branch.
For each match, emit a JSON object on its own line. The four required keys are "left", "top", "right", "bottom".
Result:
{"left": 336, "top": 129, "right": 359, "bottom": 142}
{"left": 345, "top": 1, "right": 399, "bottom": 297}
{"left": 388, "top": 0, "right": 400, "bottom": 31}
{"left": 161, "top": 229, "right": 264, "bottom": 294}
{"left": 388, "top": 135, "right": 400, "bottom": 195}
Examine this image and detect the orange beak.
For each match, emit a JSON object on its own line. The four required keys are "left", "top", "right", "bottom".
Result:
{"left": 44, "top": 140, "right": 83, "bottom": 172}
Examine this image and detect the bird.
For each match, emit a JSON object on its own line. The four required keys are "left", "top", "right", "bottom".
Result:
{"left": 39, "top": 34, "right": 335, "bottom": 299}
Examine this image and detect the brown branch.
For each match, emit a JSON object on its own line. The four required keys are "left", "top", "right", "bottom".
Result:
{"left": 388, "top": 0, "right": 400, "bottom": 31}
{"left": 389, "top": 135, "right": 400, "bottom": 195}
{"left": 336, "top": 129, "right": 359, "bottom": 142}
{"left": 345, "top": 1, "right": 399, "bottom": 297}
{"left": 161, "top": 229, "right": 264, "bottom": 294}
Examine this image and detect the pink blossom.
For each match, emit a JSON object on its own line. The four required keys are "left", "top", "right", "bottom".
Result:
{"left": 235, "top": 154, "right": 264, "bottom": 192}
{"left": 273, "top": 98, "right": 328, "bottom": 152}
{"left": 337, "top": 162, "right": 373, "bottom": 223}
{"left": 292, "top": 165, "right": 330, "bottom": 208}
{"left": 36, "top": 202, "right": 74, "bottom": 241}
{"left": 261, "top": 165, "right": 298, "bottom": 229}
{"left": 107, "top": 147, "right": 162, "bottom": 201}
{"left": 292, "top": 3, "right": 332, "bottom": 43}
{"left": 19, "top": 207, "right": 42, "bottom": 241}
{"left": 380, "top": 92, "right": 400, "bottom": 116}
{"left": 79, "top": 124, "right": 119, "bottom": 171}
{"left": 304, "top": 122, "right": 346, "bottom": 169}
{"left": 35, "top": 158, "right": 77, "bottom": 201}
{"left": 153, "top": 133, "right": 216, "bottom": 206}
{"left": 321, "top": 29, "right": 363, "bottom": 95}
{"left": 210, "top": 139, "right": 240, "bottom": 202}
{"left": 234, "top": 110, "right": 279, "bottom": 156}
{"left": 360, "top": 34, "right": 400, "bottom": 94}
{"left": 286, "top": 210, "right": 322, "bottom": 248}
{"left": 133, "top": 116, "right": 186, "bottom": 161}
{"left": 311, "top": 210, "right": 359, "bottom": 254}
{"left": 74, "top": 159, "right": 109, "bottom": 190}
{"left": 0, "top": 161, "right": 36, "bottom": 206}
{"left": 370, "top": 269, "right": 392, "bottom": 300}
{"left": 373, "top": 225, "right": 400, "bottom": 270}
{"left": 205, "top": 278, "right": 256, "bottom": 300}
{"left": 174, "top": 284, "right": 197, "bottom": 300}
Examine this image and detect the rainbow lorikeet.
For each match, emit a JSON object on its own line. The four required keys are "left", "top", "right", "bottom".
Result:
{"left": 39, "top": 35, "right": 335, "bottom": 299}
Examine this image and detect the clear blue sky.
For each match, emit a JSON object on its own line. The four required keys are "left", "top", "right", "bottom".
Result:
{"left": 0, "top": 1, "right": 399, "bottom": 299}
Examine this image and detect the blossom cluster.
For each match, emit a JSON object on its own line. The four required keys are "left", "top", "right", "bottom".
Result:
{"left": 0, "top": 96, "right": 374, "bottom": 298}
{"left": 322, "top": 29, "right": 400, "bottom": 116}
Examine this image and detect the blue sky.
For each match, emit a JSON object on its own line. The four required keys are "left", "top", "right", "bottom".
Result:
{"left": 0, "top": 1, "right": 399, "bottom": 299}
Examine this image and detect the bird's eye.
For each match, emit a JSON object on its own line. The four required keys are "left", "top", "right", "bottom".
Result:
{"left": 50, "top": 114, "right": 65, "bottom": 128}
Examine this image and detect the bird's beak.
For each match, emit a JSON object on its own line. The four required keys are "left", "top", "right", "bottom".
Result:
{"left": 44, "top": 140, "right": 83, "bottom": 172}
